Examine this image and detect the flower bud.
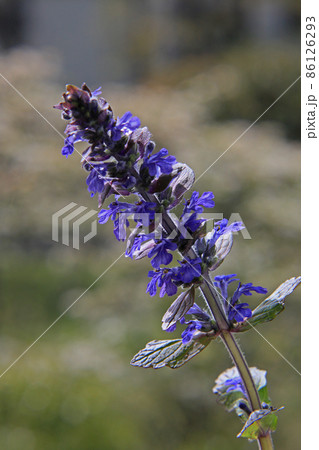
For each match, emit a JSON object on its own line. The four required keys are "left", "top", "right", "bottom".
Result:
{"left": 168, "top": 163, "right": 195, "bottom": 209}
{"left": 131, "top": 127, "right": 152, "bottom": 157}
{"left": 208, "top": 232, "right": 233, "bottom": 270}
{"left": 133, "top": 239, "right": 156, "bottom": 260}
{"left": 126, "top": 225, "right": 143, "bottom": 254}
{"left": 148, "top": 172, "right": 177, "bottom": 194}
{"left": 162, "top": 286, "right": 195, "bottom": 331}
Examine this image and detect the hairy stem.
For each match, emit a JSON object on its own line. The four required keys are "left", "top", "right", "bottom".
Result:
{"left": 200, "top": 269, "right": 230, "bottom": 331}
{"left": 135, "top": 184, "right": 273, "bottom": 449}
{"left": 201, "top": 270, "right": 274, "bottom": 450}
{"left": 220, "top": 330, "right": 262, "bottom": 411}
{"left": 200, "top": 276, "right": 260, "bottom": 409}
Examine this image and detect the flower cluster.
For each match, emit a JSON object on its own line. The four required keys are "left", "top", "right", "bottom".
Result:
{"left": 55, "top": 84, "right": 268, "bottom": 343}
{"left": 55, "top": 83, "right": 302, "bottom": 448}
{"left": 214, "top": 274, "right": 268, "bottom": 323}
{"left": 166, "top": 303, "right": 215, "bottom": 344}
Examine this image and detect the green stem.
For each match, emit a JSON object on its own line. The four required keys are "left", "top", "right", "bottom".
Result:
{"left": 201, "top": 270, "right": 274, "bottom": 450}
{"left": 134, "top": 186, "right": 274, "bottom": 449}
{"left": 200, "top": 270, "right": 230, "bottom": 331}
{"left": 258, "top": 433, "right": 274, "bottom": 450}
{"left": 220, "top": 331, "right": 261, "bottom": 411}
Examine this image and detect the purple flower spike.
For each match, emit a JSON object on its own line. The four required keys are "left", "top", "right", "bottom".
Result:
{"left": 55, "top": 83, "right": 300, "bottom": 433}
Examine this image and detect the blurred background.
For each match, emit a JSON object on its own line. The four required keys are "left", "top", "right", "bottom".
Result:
{"left": 0, "top": 0, "right": 300, "bottom": 449}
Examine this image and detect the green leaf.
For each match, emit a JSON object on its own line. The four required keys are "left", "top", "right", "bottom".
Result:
{"left": 213, "top": 366, "right": 283, "bottom": 438}
{"left": 236, "top": 277, "right": 301, "bottom": 332}
{"left": 130, "top": 337, "right": 211, "bottom": 369}
{"left": 258, "top": 386, "right": 271, "bottom": 405}
{"left": 237, "top": 407, "right": 283, "bottom": 439}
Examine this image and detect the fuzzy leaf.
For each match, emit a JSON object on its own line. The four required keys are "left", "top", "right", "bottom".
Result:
{"left": 236, "top": 277, "right": 301, "bottom": 332}
{"left": 237, "top": 407, "right": 283, "bottom": 439}
{"left": 130, "top": 338, "right": 210, "bottom": 369}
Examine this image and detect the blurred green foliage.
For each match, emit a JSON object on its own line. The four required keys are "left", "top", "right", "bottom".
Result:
{"left": 0, "top": 42, "right": 300, "bottom": 450}
{"left": 147, "top": 44, "right": 300, "bottom": 139}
